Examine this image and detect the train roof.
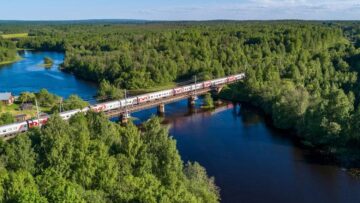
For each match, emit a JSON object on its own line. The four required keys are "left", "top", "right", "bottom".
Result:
{"left": 0, "top": 121, "right": 27, "bottom": 128}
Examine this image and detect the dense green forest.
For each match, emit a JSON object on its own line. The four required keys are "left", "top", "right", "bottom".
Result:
{"left": 0, "top": 38, "right": 17, "bottom": 63}
{"left": 0, "top": 113, "right": 219, "bottom": 202}
{"left": 11, "top": 21, "right": 360, "bottom": 166}
{"left": 1, "top": 20, "right": 360, "bottom": 188}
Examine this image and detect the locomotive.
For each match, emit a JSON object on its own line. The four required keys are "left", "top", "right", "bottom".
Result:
{"left": 0, "top": 73, "right": 245, "bottom": 138}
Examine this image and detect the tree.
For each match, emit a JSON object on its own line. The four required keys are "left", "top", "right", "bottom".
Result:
{"left": 4, "top": 170, "right": 47, "bottom": 203}
{"left": 40, "top": 114, "right": 74, "bottom": 177}
{"left": 97, "top": 80, "right": 124, "bottom": 101}
{"left": 184, "top": 162, "right": 220, "bottom": 203}
{"left": 62, "top": 95, "right": 89, "bottom": 111}
{"left": 202, "top": 93, "right": 214, "bottom": 109}
{"left": 272, "top": 85, "right": 309, "bottom": 129}
{"left": 0, "top": 112, "right": 15, "bottom": 125}
{"left": 5, "top": 135, "right": 37, "bottom": 173}
{"left": 18, "top": 92, "right": 36, "bottom": 104}
{"left": 0, "top": 112, "right": 220, "bottom": 202}
{"left": 36, "top": 89, "right": 60, "bottom": 107}
{"left": 43, "top": 56, "right": 53, "bottom": 68}
{"left": 0, "top": 166, "right": 8, "bottom": 202}
{"left": 37, "top": 169, "right": 86, "bottom": 203}
{"left": 0, "top": 38, "right": 17, "bottom": 63}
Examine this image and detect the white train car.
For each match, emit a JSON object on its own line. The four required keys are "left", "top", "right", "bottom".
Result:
{"left": 0, "top": 122, "right": 28, "bottom": 137}
{"left": 91, "top": 102, "right": 107, "bottom": 112}
{"left": 91, "top": 101, "right": 119, "bottom": 112}
{"left": 157, "top": 89, "right": 173, "bottom": 98}
{"left": 137, "top": 89, "right": 173, "bottom": 103}
{"left": 212, "top": 77, "right": 228, "bottom": 86}
{"left": 81, "top": 106, "right": 91, "bottom": 113}
{"left": 234, "top": 73, "right": 245, "bottom": 80}
{"left": 183, "top": 85, "right": 194, "bottom": 92}
{"left": 227, "top": 75, "right": 236, "bottom": 82}
{"left": 119, "top": 99, "right": 127, "bottom": 107}
{"left": 203, "top": 80, "right": 212, "bottom": 88}
{"left": 120, "top": 97, "right": 138, "bottom": 106}
{"left": 174, "top": 87, "right": 185, "bottom": 94}
{"left": 137, "top": 94, "right": 150, "bottom": 103}
{"left": 194, "top": 83, "right": 203, "bottom": 90}
{"left": 174, "top": 83, "right": 203, "bottom": 95}
{"left": 126, "top": 97, "right": 139, "bottom": 106}
{"left": 103, "top": 101, "right": 121, "bottom": 111}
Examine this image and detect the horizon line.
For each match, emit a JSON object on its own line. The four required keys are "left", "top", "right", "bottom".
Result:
{"left": 0, "top": 18, "right": 359, "bottom": 22}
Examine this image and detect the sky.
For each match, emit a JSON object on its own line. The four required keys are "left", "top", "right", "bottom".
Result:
{"left": 0, "top": 0, "right": 359, "bottom": 21}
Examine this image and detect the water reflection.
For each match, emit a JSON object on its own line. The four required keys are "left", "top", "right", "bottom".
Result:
{"left": 129, "top": 99, "right": 360, "bottom": 203}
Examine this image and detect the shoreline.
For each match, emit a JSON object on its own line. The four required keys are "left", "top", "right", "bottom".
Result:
{"left": 218, "top": 85, "right": 360, "bottom": 176}
{"left": 0, "top": 55, "right": 23, "bottom": 66}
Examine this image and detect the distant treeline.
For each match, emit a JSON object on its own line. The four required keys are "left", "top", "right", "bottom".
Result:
{"left": 8, "top": 21, "right": 360, "bottom": 89}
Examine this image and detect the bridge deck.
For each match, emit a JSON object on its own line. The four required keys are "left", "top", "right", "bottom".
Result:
{"left": 104, "top": 87, "right": 213, "bottom": 118}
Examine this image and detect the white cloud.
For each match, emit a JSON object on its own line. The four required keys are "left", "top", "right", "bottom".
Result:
{"left": 139, "top": 0, "right": 360, "bottom": 20}
{"left": 247, "top": 0, "right": 360, "bottom": 11}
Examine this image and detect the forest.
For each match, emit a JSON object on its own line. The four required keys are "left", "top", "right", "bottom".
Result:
{"left": 1, "top": 20, "right": 360, "bottom": 200}
{"left": 0, "top": 38, "right": 17, "bottom": 64}
{"left": 11, "top": 21, "right": 360, "bottom": 166}
{"left": 0, "top": 113, "right": 219, "bottom": 202}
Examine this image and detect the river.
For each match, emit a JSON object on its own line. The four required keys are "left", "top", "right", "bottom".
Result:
{"left": 0, "top": 51, "right": 97, "bottom": 102}
{"left": 131, "top": 100, "right": 360, "bottom": 203}
{"left": 1, "top": 51, "right": 360, "bottom": 203}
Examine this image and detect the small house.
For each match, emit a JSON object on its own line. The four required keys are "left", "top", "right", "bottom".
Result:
{"left": 0, "top": 92, "right": 15, "bottom": 105}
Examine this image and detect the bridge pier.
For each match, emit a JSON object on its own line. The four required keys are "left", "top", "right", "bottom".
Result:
{"left": 120, "top": 113, "right": 130, "bottom": 124}
{"left": 215, "top": 100, "right": 223, "bottom": 106}
{"left": 157, "top": 103, "right": 165, "bottom": 115}
{"left": 211, "top": 85, "right": 224, "bottom": 95}
{"left": 188, "top": 95, "right": 197, "bottom": 107}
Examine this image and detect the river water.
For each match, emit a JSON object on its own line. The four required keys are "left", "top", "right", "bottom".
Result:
{"left": 0, "top": 51, "right": 97, "bottom": 102}
{"left": 1, "top": 51, "right": 360, "bottom": 203}
{"left": 132, "top": 101, "right": 360, "bottom": 203}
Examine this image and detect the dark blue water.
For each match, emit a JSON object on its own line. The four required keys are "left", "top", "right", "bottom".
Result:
{"left": 0, "top": 51, "right": 97, "bottom": 101}
{"left": 2, "top": 51, "right": 360, "bottom": 203}
{"left": 130, "top": 100, "right": 360, "bottom": 203}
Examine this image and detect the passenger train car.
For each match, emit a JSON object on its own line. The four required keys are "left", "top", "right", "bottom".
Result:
{"left": 0, "top": 73, "right": 245, "bottom": 138}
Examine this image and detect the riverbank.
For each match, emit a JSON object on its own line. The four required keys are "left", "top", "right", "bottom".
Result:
{"left": 218, "top": 84, "right": 360, "bottom": 173}
{"left": 161, "top": 99, "right": 360, "bottom": 203}
{"left": 0, "top": 55, "right": 22, "bottom": 66}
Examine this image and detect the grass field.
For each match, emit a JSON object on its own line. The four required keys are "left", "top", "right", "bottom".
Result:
{"left": 1, "top": 103, "right": 36, "bottom": 118}
{"left": 1, "top": 33, "right": 28, "bottom": 39}
{"left": 1, "top": 102, "right": 52, "bottom": 119}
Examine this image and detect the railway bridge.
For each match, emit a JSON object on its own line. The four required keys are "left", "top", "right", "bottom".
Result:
{"left": 105, "top": 85, "right": 228, "bottom": 123}
{"left": 0, "top": 73, "right": 245, "bottom": 139}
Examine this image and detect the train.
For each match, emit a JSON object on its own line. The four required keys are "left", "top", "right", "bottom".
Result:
{"left": 0, "top": 73, "right": 245, "bottom": 138}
